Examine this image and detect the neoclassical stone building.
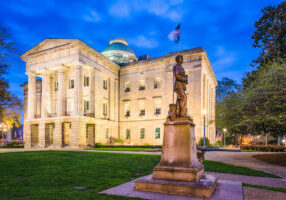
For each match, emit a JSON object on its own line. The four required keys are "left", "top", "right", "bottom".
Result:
{"left": 21, "top": 38, "right": 217, "bottom": 149}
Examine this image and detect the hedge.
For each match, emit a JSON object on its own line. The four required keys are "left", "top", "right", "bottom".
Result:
{"left": 240, "top": 145, "right": 285, "bottom": 152}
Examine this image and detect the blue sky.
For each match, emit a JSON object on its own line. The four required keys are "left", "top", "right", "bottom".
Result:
{"left": 1, "top": 0, "right": 283, "bottom": 103}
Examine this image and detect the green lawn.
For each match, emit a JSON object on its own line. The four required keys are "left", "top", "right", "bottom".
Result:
{"left": 243, "top": 183, "right": 286, "bottom": 193}
{"left": 0, "top": 151, "right": 279, "bottom": 200}
{"left": 86, "top": 147, "right": 153, "bottom": 151}
{"left": 204, "top": 160, "right": 280, "bottom": 178}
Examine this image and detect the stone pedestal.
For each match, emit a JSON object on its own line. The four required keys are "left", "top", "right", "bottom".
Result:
{"left": 134, "top": 118, "right": 218, "bottom": 198}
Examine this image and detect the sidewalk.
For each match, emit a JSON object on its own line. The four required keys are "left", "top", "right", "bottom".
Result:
{"left": 205, "top": 151, "right": 286, "bottom": 178}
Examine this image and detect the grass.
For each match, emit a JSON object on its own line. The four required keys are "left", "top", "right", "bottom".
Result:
{"left": 204, "top": 160, "right": 280, "bottom": 178}
{"left": 252, "top": 153, "right": 286, "bottom": 167}
{"left": 86, "top": 147, "right": 152, "bottom": 151}
{"left": 243, "top": 183, "right": 286, "bottom": 193}
{"left": 0, "top": 151, "right": 280, "bottom": 200}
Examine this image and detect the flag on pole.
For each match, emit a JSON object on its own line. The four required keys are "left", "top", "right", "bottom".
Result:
{"left": 168, "top": 23, "right": 180, "bottom": 42}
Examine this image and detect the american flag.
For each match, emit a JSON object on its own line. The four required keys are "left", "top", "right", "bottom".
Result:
{"left": 168, "top": 24, "right": 180, "bottom": 42}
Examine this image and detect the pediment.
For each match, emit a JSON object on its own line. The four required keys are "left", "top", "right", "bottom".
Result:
{"left": 21, "top": 39, "right": 79, "bottom": 60}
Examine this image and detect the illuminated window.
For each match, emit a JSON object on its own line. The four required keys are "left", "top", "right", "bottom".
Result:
{"left": 125, "top": 129, "right": 131, "bottom": 139}
{"left": 103, "top": 79, "right": 108, "bottom": 90}
{"left": 154, "top": 78, "right": 161, "bottom": 89}
{"left": 139, "top": 80, "right": 145, "bottom": 90}
{"left": 84, "top": 76, "right": 89, "bottom": 87}
{"left": 125, "top": 81, "right": 130, "bottom": 92}
{"left": 155, "top": 127, "right": 160, "bottom": 139}
{"left": 140, "top": 128, "right": 145, "bottom": 139}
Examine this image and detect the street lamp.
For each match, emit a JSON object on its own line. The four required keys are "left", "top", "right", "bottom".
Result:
{"left": 223, "top": 128, "right": 227, "bottom": 146}
{"left": 202, "top": 109, "right": 207, "bottom": 148}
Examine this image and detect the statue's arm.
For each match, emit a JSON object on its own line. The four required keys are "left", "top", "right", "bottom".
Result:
{"left": 174, "top": 67, "right": 186, "bottom": 82}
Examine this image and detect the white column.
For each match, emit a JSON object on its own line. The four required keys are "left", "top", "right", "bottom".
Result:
{"left": 74, "top": 65, "right": 83, "bottom": 116}
{"left": 57, "top": 68, "right": 65, "bottom": 116}
{"left": 89, "top": 68, "right": 95, "bottom": 116}
{"left": 41, "top": 73, "right": 51, "bottom": 118}
{"left": 27, "top": 73, "right": 36, "bottom": 119}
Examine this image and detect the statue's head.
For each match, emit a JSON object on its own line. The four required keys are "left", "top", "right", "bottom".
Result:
{"left": 175, "top": 55, "right": 183, "bottom": 65}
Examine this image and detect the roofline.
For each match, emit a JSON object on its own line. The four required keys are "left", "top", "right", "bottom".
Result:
{"left": 121, "top": 47, "right": 204, "bottom": 67}
{"left": 20, "top": 38, "right": 120, "bottom": 70}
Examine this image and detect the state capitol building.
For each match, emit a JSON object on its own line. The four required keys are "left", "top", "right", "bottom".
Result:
{"left": 21, "top": 38, "right": 217, "bottom": 149}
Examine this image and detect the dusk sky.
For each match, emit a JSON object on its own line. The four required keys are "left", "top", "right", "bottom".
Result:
{"left": 1, "top": 0, "right": 283, "bottom": 104}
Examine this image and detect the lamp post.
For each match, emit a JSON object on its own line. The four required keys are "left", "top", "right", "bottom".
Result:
{"left": 202, "top": 109, "right": 206, "bottom": 148}
{"left": 223, "top": 128, "right": 227, "bottom": 146}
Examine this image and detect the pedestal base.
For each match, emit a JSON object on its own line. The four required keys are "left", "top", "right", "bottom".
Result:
{"left": 134, "top": 174, "right": 218, "bottom": 199}
{"left": 153, "top": 165, "right": 204, "bottom": 182}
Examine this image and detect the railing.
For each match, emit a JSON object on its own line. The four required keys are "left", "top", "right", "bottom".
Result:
{"left": 34, "top": 114, "right": 41, "bottom": 118}
{"left": 64, "top": 111, "right": 73, "bottom": 116}
{"left": 48, "top": 113, "right": 57, "bottom": 117}
{"left": 84, "top": 113, "right": 95, "bottom": 117}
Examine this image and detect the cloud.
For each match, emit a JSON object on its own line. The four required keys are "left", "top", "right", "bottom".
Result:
{"left": 84, "top": 10, "right": 101, "bottom": 22}
{"left": 109, "top": 0, "right": 130, "bottom": 18}
{"left": 212, "top": 46, "right": 238, "bottom": 71}
{"left": 129, "top": 35, "right": 158, "bottom": 48}
{"left": 109, "top": 0, "right": 183, "bottom": 22}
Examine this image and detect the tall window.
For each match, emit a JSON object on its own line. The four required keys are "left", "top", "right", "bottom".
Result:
{"left": 84, "top": 76, "right": 89, "bottom": 87}
{"left": 155, "top": 127, "right": 160, "bottom": 139}
{"left": 154, "top": 78, "right": 161, "bottom": 89}
{"left": 103, "top": 79, "right": 108, "bottom": 90}
{"left": 70, "top": 79, "right": 74, "bottom": 89}
{"left": 155, "top": 99, "right": 161, "bottom": 115}
{"left": 139, "top": 80, "right": 145, "bottom": 90}
{"left": 103, "top": 102, "right": 107, "bottom": 116}
{"left": 125, "top": 129, "right": 131, "bottom": 139}
{"left": 105, "top": 128, "right": 109, "bottom": 139}
{"left": 84, "top": 100, "right": 90, "bottom": 112}
{"left": 139, "top": 101, "right": 145, "bottom": 116}
{"left": 125, "top": 81, "right": 130, "bottom": 92}
{"left": 125, "top": 103, "right": 130, "bottom": 117}
{"left": 140, "top": 128, "right": 145, "bottom": 139}
{"left": 55, "top": 81, "right": 58, "bottom": 91}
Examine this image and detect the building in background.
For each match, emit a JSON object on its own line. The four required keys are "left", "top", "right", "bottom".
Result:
{"left": 21, "top": 38, "right": 217, "bottom": 149}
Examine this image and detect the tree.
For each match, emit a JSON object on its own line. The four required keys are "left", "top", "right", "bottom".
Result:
{"left": 240, "top": 58, "right": 286, "bottom": 138}
{"left": 216, "top": 77, "right": 241, "bottom": 103}
{"left": 243, "top": 2, "right": 286, "bottom": 88}
{"left": 252, "top": 2, "right": 286, "bottom": 59}
{"left": 0, "top": 24, "right": 22, "bottom": 125}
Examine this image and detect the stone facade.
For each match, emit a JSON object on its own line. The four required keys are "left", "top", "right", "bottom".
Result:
{"left": 21, "top": 39, "right": 217, "bottom": 149}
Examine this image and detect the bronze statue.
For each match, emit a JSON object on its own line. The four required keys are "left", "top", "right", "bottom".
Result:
{"left": 174, "top": 55, "right": 188, "bottom": 117}
{"left": 167, "top": 55, "right": 189, "bottom": 121}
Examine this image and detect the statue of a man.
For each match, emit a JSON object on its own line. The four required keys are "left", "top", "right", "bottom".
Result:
{"left": 173, "top": 55, "right": 188, "bottom": 117}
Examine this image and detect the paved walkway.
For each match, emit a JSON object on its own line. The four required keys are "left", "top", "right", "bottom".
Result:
{"left": 205, "top": 151, "right": 286, "bottom": 178}
{"left": 208, "top": 172, "right": 286, "bottom": 189}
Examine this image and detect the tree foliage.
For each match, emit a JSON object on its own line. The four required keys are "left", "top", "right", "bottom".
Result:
{"left": 0, "top": 24, "right": 22, "bottom": 125}
{"left": 252, "top": 2, "right": 286, "bottom": 59}
{"left": 243, "top": 2, "right": 286, "bottom": 88}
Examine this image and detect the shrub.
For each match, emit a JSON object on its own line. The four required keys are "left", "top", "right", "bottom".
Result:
{"left": 6, "top": 141, "right": 24, "bottom": 148}
{"left": 115, "top": 138, "right": 124, "bottom": 144}
{"left": 215, "top": 140, "right": 223, "bottom": 147}
{"left": 95, "top": 143, "right": 102, "bottom": 147}
{"left": 198, "top": 137, "right": 210, "bottom": 147}
{"left": 240, "top": 145, "right": 285, "bottom": 152}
